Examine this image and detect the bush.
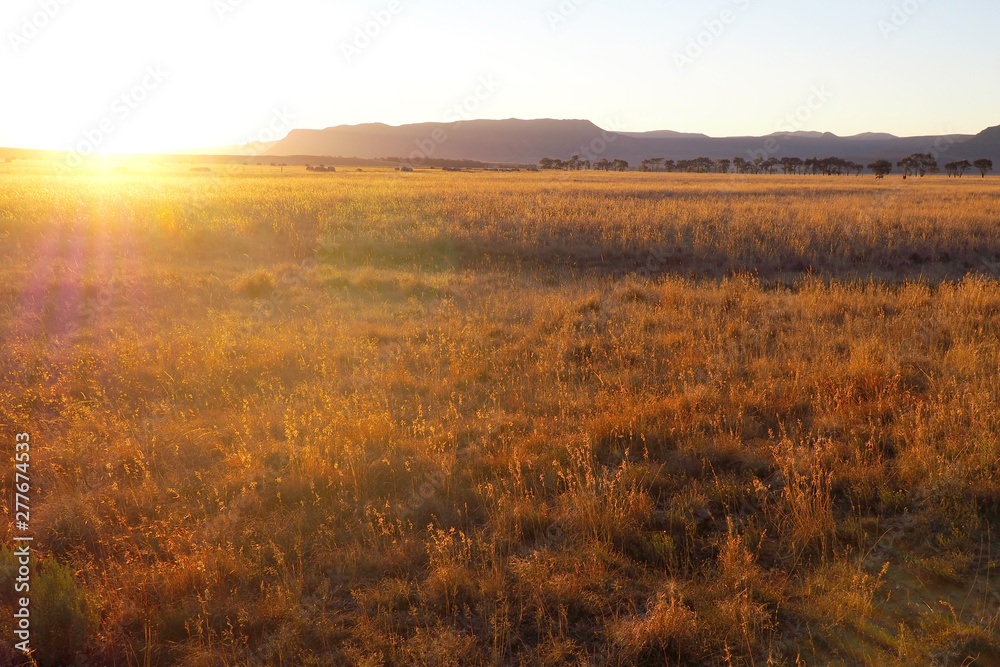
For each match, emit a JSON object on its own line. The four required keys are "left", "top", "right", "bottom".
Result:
{"left": 32, "top": 558, "right": 96, "bottom": 666}
{"left": 234, "top": 269, "right": 276, "bottom": 298}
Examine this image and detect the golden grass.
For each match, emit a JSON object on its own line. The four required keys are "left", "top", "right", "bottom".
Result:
{"left": 1, "top": 163, "right": 999, "bottom": 664}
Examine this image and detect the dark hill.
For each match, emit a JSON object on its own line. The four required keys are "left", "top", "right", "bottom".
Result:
{"left": 264, "top": 118, "right": 999, "bottom": 167}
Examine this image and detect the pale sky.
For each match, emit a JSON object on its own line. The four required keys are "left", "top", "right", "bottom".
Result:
{"left": 2, "top": 0, "right": 998, "bottom": 153}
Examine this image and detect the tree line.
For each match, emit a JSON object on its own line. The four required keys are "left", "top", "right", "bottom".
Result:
{"left": 539, "top": 154, "right": 994, "bottom": 178}
{"left": 539, "top": 157, "right": 630, "bottom": 171}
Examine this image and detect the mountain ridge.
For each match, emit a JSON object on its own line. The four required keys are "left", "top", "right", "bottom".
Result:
{"left": 262, "top": 118, "right": 997, "bottom": 166}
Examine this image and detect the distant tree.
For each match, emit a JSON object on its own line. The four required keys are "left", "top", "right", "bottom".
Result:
{"left": 732, "top": 157, "right": 749, "bottom": 174}
{"left": 868, "top": 159, "right": 892, "bottom": 179}
{"left": 944, "top": 160, "right": 972, "bottom": 177}
{"left": 974, "top": 158, "right": 993, "bottom": 178}
{"left": 691, "top": 157, "right": 714, "bottom": 173}
{"left": 539, "top": 157, "right": 556, "bottom": 170}
{"left": 594, "top": 158, "right": 611, "bottom": 171}
{"left": 663, "top": 159, "right": 676, "bottom": 173}
{"left": 674, "top": 158, "right": 707, "bottom": 174}
{"left": 898, "top": 156, "right": 915, "bottom": 178}
{"left": 762, "top": 157, "right": 780, "bottom": 175}
{"left": 899, "top": 153, "right": 936, "bottom": 177}
{"left": 716, "top": 158, "right": 731, "bottom": 174}
{"left": 641, "top": 157, "right": 667, "bottom": 172}
{"left": 920, "top": 154, "right": 938, "bottom": 176}
{"left": 827, "top": 157, "right": 853, "bottom": 176}
{"left": 568, "top": 155, "right": 580, "bottom": 171}
{"left": 580, "top": 159, "right": 591, "bottom": 170}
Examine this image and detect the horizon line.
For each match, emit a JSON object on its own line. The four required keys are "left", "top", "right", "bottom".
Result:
{"left": 2, "top": 117, "right": 995, "bottom": 155}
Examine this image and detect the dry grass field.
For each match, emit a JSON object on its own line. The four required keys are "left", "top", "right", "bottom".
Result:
{"left": 1, "top": 163, "right": 1000, "bottom": 665}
